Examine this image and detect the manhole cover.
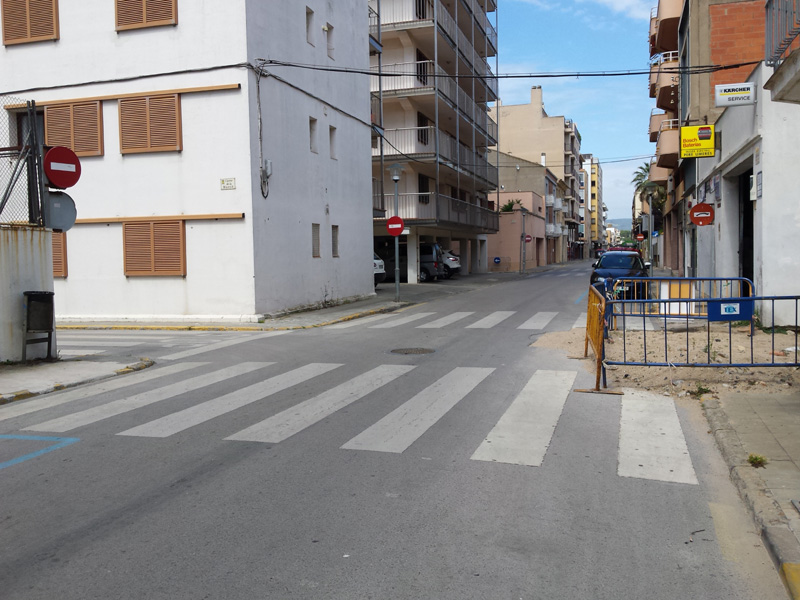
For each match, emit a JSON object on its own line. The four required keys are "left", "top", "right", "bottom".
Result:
{"left": 391, "top": 348, "right": 435, "bottom": 355}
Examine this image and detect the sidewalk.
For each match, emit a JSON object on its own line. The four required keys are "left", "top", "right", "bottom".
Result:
{"left": 1, "top": 262, "right": 798, "bottom": 597}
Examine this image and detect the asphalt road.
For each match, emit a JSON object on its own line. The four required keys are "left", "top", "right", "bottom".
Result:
{"left": 0, "top": 264, "right": 788, "bottom": 599}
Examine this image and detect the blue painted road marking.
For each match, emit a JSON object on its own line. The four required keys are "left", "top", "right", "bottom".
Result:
{"left": 574, "top": 288, "right": 589, "bottom": 304}
{"left": 0, "top": 435, "right": 80, "bottom": 471}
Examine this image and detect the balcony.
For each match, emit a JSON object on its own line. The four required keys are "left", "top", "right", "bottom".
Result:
{"left": 554, "top": 197, "right": 564, "bottom": 212}
{"left": 368, "top": 3, "right": 382, "bottom": 55}
{"left": 370, "top": 92, "right": 382, "bottom": 129}
{"left": 654, "top": 0, "right": 681, "bottom": 53}
{"left": 545, "top": 223, "right": 559, "bottom": 238}
{"left": 655, "top": 52, "right": 679, "bottom": 111}
{"left": 648, "top": 159, "right": 670, "bottom": 186}
{"left": 649, "top": 7, "right": 658, "bottom": 57}
{"left": 655, "top": 119, "right": 680, "bottom": 169}
{"left": 649, "top": 57, "right": 659, "bottom": 98}
{"left": 765, "top": 0, "right": 800, "bottom": 103}
{"left": 649, "top": 109, "right": 668, "bottom": 143}
{"left": 372, "top": 177, "right": 385, "bottom": 214}
{"left": 377, "top": 192, "right": 498, "bottom": 232}
{"left": 545, "top": 194, "right": 555, "bottom": 207}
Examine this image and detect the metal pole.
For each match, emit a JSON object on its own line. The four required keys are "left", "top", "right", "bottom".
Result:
{"left": 394, "top": 179, "right": 400, "bottom": 302}
{"left": 648, "top": 192, "right": 654, "bottom": 267}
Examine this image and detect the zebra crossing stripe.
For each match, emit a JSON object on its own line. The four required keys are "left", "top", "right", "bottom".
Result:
{"left": 327, "top": 314, "right": 395, "bottom": 329}
{"left": 159, "top": 330, "right": 291, "bottom": 361}
{"left": 58, "top": 341, "right": 145, "bottom": 347}
{"left": 617, "top": 390, "right": 698, "bottom": 485}
{"left": 226, "top": 365, "right": 416, "bottom": 443}
{"left": 0, "top": 363, "right": 207, "bottom": 423}
{"left": 471, "top": 370, "right": 576, "bottom": 467}
{"left": 417, "top": 312, "right": 475, "bottom": 329}
{"left": 341, "top": 367, "right": 494, "bottom": 454}
{"left": 573, "top": 313, "right": 587, "bottom": 329}
{"left": 117, "top": 363, "right": 343, "bottom": 438}
{"left": 369, "top": 312, "right": 436, "bottom": 328}
{"left": 517, "top": 311, "right": 558, "bottom": 330}
{"left": 24, "top": 363, "right": 272, "bottom": 433}
{"left": 465, "top": 311, "right": 515, "bottom": 329}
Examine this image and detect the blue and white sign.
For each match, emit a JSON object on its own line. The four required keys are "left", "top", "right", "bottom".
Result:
{"left": 708, "top": 299, "right": 754, "bottom": 322}
{"left": 652, "top": 231, "right": 659, "bottom": 238}
{"left": 493, "top": 257, "right": 501, "bottom": 264}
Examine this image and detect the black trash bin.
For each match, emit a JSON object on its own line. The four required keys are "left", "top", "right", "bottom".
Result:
{"left": 24, "top": 291, "right": 55, "bottom": 332}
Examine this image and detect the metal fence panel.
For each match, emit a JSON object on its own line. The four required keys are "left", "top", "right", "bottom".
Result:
{"left": 1, "top": 97, "right": 42, "bottom": 226}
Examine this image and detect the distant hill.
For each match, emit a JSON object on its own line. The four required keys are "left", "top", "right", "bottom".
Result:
{"left": 606, "top": 217, "right": 632, "bottom": 231}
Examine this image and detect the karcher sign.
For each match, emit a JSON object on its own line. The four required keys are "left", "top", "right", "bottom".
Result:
{"left": 680, "top": 125, "right": 715, "bottom": 158}
{"left": 714, "top": 82, "right": 755, "bottom": 107}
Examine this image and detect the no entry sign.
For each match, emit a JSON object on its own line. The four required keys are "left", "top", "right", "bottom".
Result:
{"left": 44, "top": 146, "right": 81, "bottom": 189}
{"left": 386, "top": 215, "right": 404, "bottom": 237}
{"left": 689, "top": 203, "right": 715, "bottom": 226}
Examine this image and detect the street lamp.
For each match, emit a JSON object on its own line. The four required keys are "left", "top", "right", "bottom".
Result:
{"left": 388, "top": 163, "right": 404, "bottom": 302}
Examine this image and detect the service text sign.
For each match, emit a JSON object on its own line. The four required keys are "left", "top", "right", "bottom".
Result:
{"left": 714, "top": 83, "right": 755, "bottom": 107}
{"left": 680, "top": 125, "right": 715, "bottom": 159}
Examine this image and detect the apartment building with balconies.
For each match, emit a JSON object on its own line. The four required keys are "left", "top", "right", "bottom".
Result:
{"left": 648, "top": 0, "right": 764, "bottom": 276}
{"left": 489, "top": 85, "right": 581, "bottom": 264}
{"left": 370, "top": 0, "right": 499, "bottom": 280}
{"left": 580, "top": 154, "right": 604, "bottom": 254}
{"left": 0, "top": 1, "right": 374, "bottom": 320}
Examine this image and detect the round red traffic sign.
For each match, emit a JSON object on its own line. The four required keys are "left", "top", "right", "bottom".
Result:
{"left": 44, "top": 146, "right": 81, "bottom": 189}
{"left": 636, "top": 233, "right": 645, "bottom": 241}
{"left": 525, "top": 234, "right": 532, "bottom": 243}
{"left": 689, "top": 202, "right": 715, "bottom": 226}
{"left": 386, "top": 215, "right": 404, "bottom": 237}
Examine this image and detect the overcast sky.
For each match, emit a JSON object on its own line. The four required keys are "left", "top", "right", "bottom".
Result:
{"left": 496, "top": 0, "right": 656, "bottom": 221}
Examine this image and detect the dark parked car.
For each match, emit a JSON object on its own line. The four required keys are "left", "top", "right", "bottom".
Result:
{"left": 590, "top": 251, "right": 651, "bottom": 298}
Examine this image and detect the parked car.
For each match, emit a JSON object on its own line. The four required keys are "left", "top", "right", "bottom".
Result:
{"left": 381, "top": 242, "right": 442, "bottom": 282}
{"left": 590, "top": 251, "right": 651, "bottom": 298}
{"left": 373, "top": 252, "right": 385, "bottom": 287}
{"left": 442, "top": 250, "right": 461, "bottom": 278}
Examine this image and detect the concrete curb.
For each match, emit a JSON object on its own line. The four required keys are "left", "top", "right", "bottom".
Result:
{"left": 703, "top": 396, "right": 800, "bottom": 599}
{"left": 0, "top": 358, "right": 155, "bottom": 406}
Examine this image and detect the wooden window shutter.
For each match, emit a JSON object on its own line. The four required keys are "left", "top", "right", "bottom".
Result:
{"left": 116, "top": 0, "right": 177, "bottom": 31}
{"left": 44, "top": 101, "right": 103, "bottom": 157}
{"left": 123, "top": 220, "right": 185, "bottom": 276}
{"left": 2, "top": 0, "right": 59, "bottom": 46}
{"left": 119, "top": 94, "right": 182, "bottom": 154}
{"left": 51, "top": 230, "right": 67, "bottom": 278}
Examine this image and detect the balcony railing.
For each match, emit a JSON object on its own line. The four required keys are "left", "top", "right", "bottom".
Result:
{"left": 545, "top": 223, "right": 558, "bottom": 237}
{"left": 378, "top": 192, "right": 498, "bottom": 231}
{"left": 554, "top": 197, "right": 564, "bottom": 212}
{"left": 767, "top": 0, "right": 800, "bottom": 65}
{"left": 368, "top": 3, "right": 381, "bottom": 49}
{"left": 372, "top": 178, "right": 385, "bottom": 212}
{"left": 370, "top": 92, "right": 382, "bottom": 128}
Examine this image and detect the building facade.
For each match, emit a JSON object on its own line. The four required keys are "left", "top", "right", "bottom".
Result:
{"left": 370, "top": 0, "right": 499, "bottom": 280}
{"left": 1, "top": 1, "right": 374, "bottom": 321}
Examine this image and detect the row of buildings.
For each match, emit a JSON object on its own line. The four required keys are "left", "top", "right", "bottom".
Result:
{"left": 645, "top": 0, "right": 800, "bottom": 321}
{"left": 0, "top": 0, "right": 604, "bottom": 342}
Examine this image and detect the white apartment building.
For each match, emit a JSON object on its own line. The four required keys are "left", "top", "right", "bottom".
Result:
{"left": 370, "top": 0, "right": 499, "bottom": 278}
{"left": 1, "top": 1, "right": 374, "bottom": 321}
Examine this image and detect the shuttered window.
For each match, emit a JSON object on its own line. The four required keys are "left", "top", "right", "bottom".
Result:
{"left": 52, "top": 230, "right": 67, "bottom": 278}
{"left": 2, "top": 0, "right": 59, "bottom": 46}
{"left": 116, "top": 0, "right": 177, "bottom": 31}
{"left": 312, "top": 223, "right": 320, "bottom": 258}
{"left": 44, "top": 102, "right": 104, "bottom": 157}
{"left": 119, "top": 94, "right": 182, "bottom": 154}
{"left": 123, "top": 220, "right": 185, "bottom": 276}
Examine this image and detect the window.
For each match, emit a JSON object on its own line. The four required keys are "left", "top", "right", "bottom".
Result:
{"left": 52, "top": 231, "right": 67, "bottom": 278}
{"left": 329, "top": 126, "right": 337, "bottom": 159}
{"left": 2, "top": 0, "right": 59, "bottom": 46}
{"left": 418, "top": 174, "right": 430, "bottom": 204}
{"left": 309, "top": 117, "right": 318, "bottom": 153}
{"left": 311, "top": 223, "right": 320, "bottom": 257}
{"left": 44, "top": 102, "right": 104, "bottom": 157}
{"left": 417, "top": 112, "right": 429, "bottom": 145}
{"left": 324, "top": 23, "right": 333, "bottom": 59}
{"left": 331, "top": 225, "right": 339, "bottom": 257}
{"left": 116, "top": 0, "right": 177, "bottom": 32}
{"left": 119, "top": 94, "right": 182, "bottom": 154}
{"left": 123, "top": 220, "right": 185, "bottom": 276}
{"left": 416, "top": 50, "right": 429, "bottom": 85}
{"left": 305, "top": 7, "right": 314, "bottom": 45}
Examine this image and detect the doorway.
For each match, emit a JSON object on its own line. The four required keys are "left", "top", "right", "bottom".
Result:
{"left": 738, "top": 169, "right": 754, "bottom": 285}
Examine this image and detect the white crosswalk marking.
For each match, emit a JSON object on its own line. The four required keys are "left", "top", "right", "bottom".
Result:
{"left": 341, "top": 367, "right": 494, "bottom": 453}
{"left": 24, "top": 363, "right": 272, "bottom": 433}
{"left": 573, "top": 313, "right": 587, "bottom": 329}
{"left": 471, "top": 370, "right": 576, "bottom": 467}
{"left": 117, "top": 363, "right": 342, "bottom": 438}
{"left": 517, "top": 311, "right": 558, "bottom": 330}
{"left": 465, "top": 311, "right": 515, "bottom": 329}
{"left": 617, "top": 390, "right": 698, "bottom": 485}
{"left": 0, "top": 363, "right": 206, "bottom": 422}
{"left": 57, "top": 341, "right": 145, "bottom": 347}
{"left": 327, "top": 314, "right": 395, "bottom": 329}
{"left": 417, "top": 312, "right": 475, "bottom": 329}
{"left": 59, "top": 349, "right": 105, "bottom": 357}
{"left": 369, "top": 312, "right": 436, "bottom": 328}
{"left": 159, "top": 330, "right": 291, "bottom": 361}
{"left": 226, "top": 365, "right": 416, "bottom": 443}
